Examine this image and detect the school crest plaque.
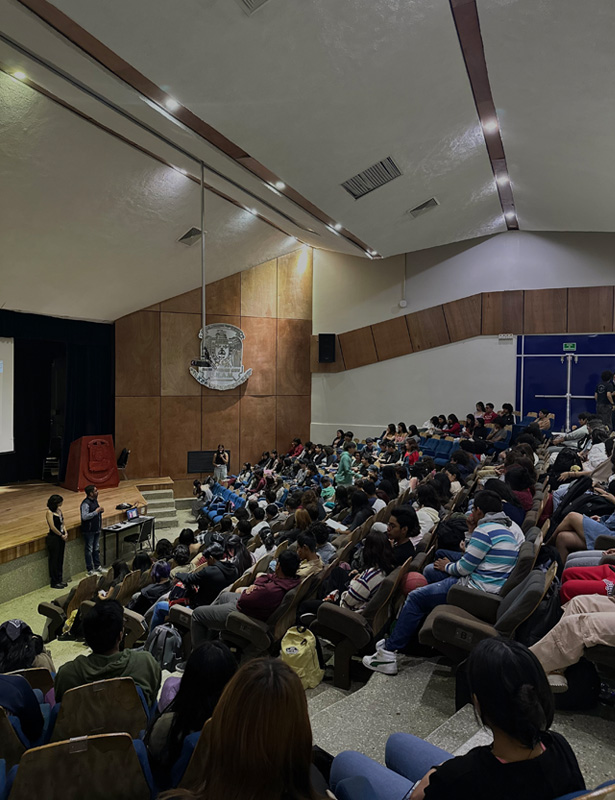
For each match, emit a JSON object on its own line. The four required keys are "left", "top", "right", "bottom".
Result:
{"left": 190, "top": 323, "right": 252, "bottom": 390}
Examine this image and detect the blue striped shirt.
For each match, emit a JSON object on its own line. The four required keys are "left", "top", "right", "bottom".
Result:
{"left": 445, "top": 521, "right": 521, "bottom": 593}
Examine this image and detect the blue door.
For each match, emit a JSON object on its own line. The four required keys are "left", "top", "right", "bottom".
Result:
{"left": 516, "top": 335, "right": 615, "bottom": 432}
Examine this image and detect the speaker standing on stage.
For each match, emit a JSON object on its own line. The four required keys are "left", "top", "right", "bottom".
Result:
{"left": 81, "top": 485, "right": 104, "bottom": 576}
{"left": 213, "top": 444, "right": 229, "bottom": 483}
{"left": 46, "top": 494, "right": 67, "bottom": 589}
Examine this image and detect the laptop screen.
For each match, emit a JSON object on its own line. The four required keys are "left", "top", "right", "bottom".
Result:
{"left": 126, "top": 507, "right": 139, "bottom": 520}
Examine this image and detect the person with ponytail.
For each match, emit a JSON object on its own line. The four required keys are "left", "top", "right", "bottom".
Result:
{"left": 331, "top": 639, "right": 584, "bottom": 800}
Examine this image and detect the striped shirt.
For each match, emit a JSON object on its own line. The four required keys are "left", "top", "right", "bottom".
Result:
{"left": 341, "top": 567, "right": 386, "bottom": 611}
{"left": 445, "top": 521, "right": 521, "bottom": 593}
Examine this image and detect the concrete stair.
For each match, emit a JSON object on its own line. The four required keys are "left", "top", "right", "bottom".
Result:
{"left": 175, "top": 497, "right": 195, "bottom": 511}
{"left": 141, "top": 489, "right": 178, "bottom": 532}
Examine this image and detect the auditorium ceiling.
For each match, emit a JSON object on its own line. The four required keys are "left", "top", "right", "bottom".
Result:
{"left": 0, "top": 0, "right": 613, "bottom": 321}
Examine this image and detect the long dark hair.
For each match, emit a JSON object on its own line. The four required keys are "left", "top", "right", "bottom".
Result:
{"left": 484, "top": 478, "right": 522, "bottom": 508}
{"left": 154, "top": 642, "right": 237, "bottom": 769}
{"left": 226, "top": 534, "right": 253, "bottom": 574}
{"left": 362, "top": 529, "right": 394, "bottom": 574}
{"left": 47, "top": 494, "right": 63, "bottom": 512}
{"left": 467, "top": 638, "right": 553, "bottom": 749}
{"left": 381, "top": 465, "right": 399, "bottom": 497}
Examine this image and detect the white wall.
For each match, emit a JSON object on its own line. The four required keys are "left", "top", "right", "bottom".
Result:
{"left": 313, "top": 231, "right": 615, "bottom": 333}
{"left": 311, "top": 335, "right": 517, "bottom": 443}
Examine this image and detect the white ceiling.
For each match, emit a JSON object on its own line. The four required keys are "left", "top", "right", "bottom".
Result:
{"left": 1, "top": 0, "right": 614, "bottom": 321}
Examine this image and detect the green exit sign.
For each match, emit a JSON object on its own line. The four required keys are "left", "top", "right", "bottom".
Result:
{"left": 563, "top": 342, "right": 576, "bottom": 352}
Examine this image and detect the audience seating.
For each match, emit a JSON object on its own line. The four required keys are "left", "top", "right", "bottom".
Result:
{"left": 38, "top": 573, "right": 99, "bottom": 642}
{"left": 49, "top": 678, "right": 149, "bottom": 742}
{"left": 5, "top": 733, "right": 155, "bottom": 800}
{"left": 0, "top": 706, "right": 26, "bottom": 770}
{"left": 6, "top": 668, "right": 54, "bottom": 699}
{"left": 171, "top": 718, "right": 212, "bottom": 790}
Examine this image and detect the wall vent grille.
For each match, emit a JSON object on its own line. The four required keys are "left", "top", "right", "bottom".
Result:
{"left": 234, "top": 0, "right": 273, "bottom": 15}
{"left": 407, "top": 197, "right": 439, "bottom": 218}
{"left": 341, "top": 156, "right": 402, "bottom": 200}
{"left": 178, "top": 227, "right": 202, "bottom": 246}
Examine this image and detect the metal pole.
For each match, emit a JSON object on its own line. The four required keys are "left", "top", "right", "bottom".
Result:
{"left": 565, "top": 354, "right": 572, "bottom": 432}
{"left": 200, "top": 161, "right": 206, "bottom": 352}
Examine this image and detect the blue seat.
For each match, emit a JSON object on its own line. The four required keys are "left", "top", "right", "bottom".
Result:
{"left": 169, "top": 730, "right": 200, "bottom": 788}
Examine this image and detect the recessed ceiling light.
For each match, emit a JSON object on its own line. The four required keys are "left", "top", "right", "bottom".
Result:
{"left": 248, "top": 208, "right": 258, "bottom": 215}
{"left": 482, "top": 119, "right": 498, "bottom": 133}
{"left": 13, "top": 71, "right": 27, "bottom": 80}
{"left": 274, "top": 181, "right": 286, "bottom": 190}
{"left": 496, "top": 174, "right": 510, "bottom": 186}
{"left": 164, "top": 98, "right": 180, "bottom": 111}
{"left": 287, "top": 235, "right": 297, "bottom": 242}
{"left": 333, "top": 223, "right": 342, "bottom": 231}
{"left": 175, "top": 167, "right": 188, "bottom": 175}
{"left": 505, "top": 211, "right": 516, "bottom": 220}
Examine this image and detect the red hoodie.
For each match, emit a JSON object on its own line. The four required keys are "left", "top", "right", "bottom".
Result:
{"left": 237, "top": 573, "right": 300, "bottom": 622}
{"left": 288, "top": 444, "right": 304, "bottom": 458}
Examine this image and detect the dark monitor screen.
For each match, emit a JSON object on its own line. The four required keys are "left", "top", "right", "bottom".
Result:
{"left": 187, "top": 450, "right": 230, "bottom": 473}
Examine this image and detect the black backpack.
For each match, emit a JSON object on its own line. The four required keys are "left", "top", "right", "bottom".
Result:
{"left": 514, "top": 577, "right": 563, "bottom": 648}
{"left": 548, "top": 448, "right": 582, "bottom": 491}
{"left": 554, "top": 658, "right": 601, "bottom": 711}
{"left": 545, "top": 476, "right": 593, "bottom": 541}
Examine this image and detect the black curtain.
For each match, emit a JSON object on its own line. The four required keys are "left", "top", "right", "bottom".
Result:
{"left": 0, "top": 310, "right": 114, "bottom": 484}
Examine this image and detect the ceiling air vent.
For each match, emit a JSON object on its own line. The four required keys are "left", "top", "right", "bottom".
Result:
{"left": 341, "top": 156, "right": 402, "bottom": 200}
{"left": 234, "top": 0, "right": 273, "bottom": 15}
{"left": 407, "top": 197, "right": 439, "bottom": 219}
{"left": 178, "top": 227, "right": 202, "bottom": 246}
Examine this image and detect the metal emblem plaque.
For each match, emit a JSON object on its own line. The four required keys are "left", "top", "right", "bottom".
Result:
{"left": 190, "top": 323, "right": 252, "bottom": 390}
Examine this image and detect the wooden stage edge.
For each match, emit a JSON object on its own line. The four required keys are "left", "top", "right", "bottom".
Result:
{"left": 0, "top": 477, "right": 174, "bottom": 565}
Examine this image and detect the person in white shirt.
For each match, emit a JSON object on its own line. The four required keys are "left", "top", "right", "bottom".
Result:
{"left": 250, "top": 507, "right": 270, "bottom": 539}
{"left": 413, "top": 483, "right": 441, "bottom": 545}
{"left": 360, "top": 480, "right": 386, "bottom": 513}
{"left": 444, "top": 464, "right": 463, "bottom": 497}
{"left": 396, "top": 466, "right": 410, "bottom": 493}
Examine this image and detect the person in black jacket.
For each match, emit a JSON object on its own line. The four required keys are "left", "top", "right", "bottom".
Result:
{"left": 175, "top": 543, "right": 238, "bottom": 608}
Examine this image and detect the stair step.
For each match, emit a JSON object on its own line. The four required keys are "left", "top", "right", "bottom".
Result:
{"left": 308, "top": 686, "right": 350, "bottom": 717}
{"left": 148, "top": 509, "right": 178, "bottom": 520}
{"left": 142, "top": 489, "right": 174, "bottom": 500}
{"left": 175, "top": 498, "right": 195, "bottom": 510}
{"left": 153, "top": 517, "right": 179, "bottom": 531}
{"left": 146, "top": 498, "right": 177, "bottom": 511}
{"left": 426, "top": 703, "right": 486, "bottom": 755}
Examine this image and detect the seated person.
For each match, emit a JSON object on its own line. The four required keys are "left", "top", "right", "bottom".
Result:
{"left": 250, "top": 506, "right": 269, "bottom": 538}
{"left": 253, "top": 528, "right": 277, "bottom": 562}
{"left": 413, "top": 485, "right": 441, "bottom": 543}
{"left": 403, "top": 441, "right": 420, "bottom": 468}
{"left": 320, "top": 475, "right": 335, "bottom": 505}
{"left": 443, "top": 464, "right": 462, "bottom": 496}
{"left": 0, "top": 673, "right": 44, "bottom": 744}
{"left": 312, "top": 522, "right": 337, "bottom": 565}
{"left": 344, "top": 489, "right": 375, "bottom": 532}
{"left": 332, "top": 639, "right": 584, "bottom": 800}
{"left": 146, "top": 641, "right": 237, "bottom": 779}
{"left": 549, "top": 412, "right": 590, "bottom": 454}
{"left": 443, "top": 414, "right": 462, "bottom": 436}
{"left": 378, "top": 441, "right": 402, "bottom": 467}
{"left": 483, "top": 478, "right": 526, "bottom": 528}
{"left": 397, "top": 465, "right": 411, "bottom": 492}
{"left": 55, "top": 600, "right": 161, "bottom": 707}
{"left": 449, "top": 449, "right": 473, "bottom": 481}
{"left": 531, "top": 593, "right": 615, "bottom": 692}
{"left": 226, "top": 533, "right": 255, "bottom": 575}
{"left": 154, "top": 538, "right": 174, "bottom": 562}
{"left": 504, "top": 465, "right": 535, "bottom": 511}
{"left": 537, "top": 408, "right": 552, "bottom": 432}
{"left": 128, "top": 560, "right": 171, "bottom": 615}
{"left": 483, "top": 402, "right": 496, "bottom": 423}
{"left": 190, "top": 550, "right": 301, "bottom": 647}
{"left": 170, "top": 544, "right": 193, "bottom": 579}
{"left": 361, "top": 480, "right": 386, "bottom": 513}
{"left": 174, "top": 543, "right": 239, "bottom": 609}
{"left": 364, "top": 491, "right": 521, "bottom": 675}
{"left": 550, "top": 491, "right": 615, "bottom": 563}
{"left": 559, "top": 562, "right": 615, "bottom": 603}
{"left": 296, "top": 532, "right": 324, "bottom": 578}
{"left": 176, "top": 528, "right": 201, "bottom": 558}
{"left": 387, "top": 506, "right": 418, "bottom": 565}
{"left": 422, "top": 517, "right": 469, "bottom": 584}
{"left": 0, "top": 618, "right": 55, "bottom": 674}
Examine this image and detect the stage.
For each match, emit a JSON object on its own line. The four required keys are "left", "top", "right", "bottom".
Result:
{"left": 0, "top": 477, "right": 173, "bottom": 564}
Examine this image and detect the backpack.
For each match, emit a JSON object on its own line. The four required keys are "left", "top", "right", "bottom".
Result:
{"left": 145, "top": 623, "right": 183, "bottom": 671}
{"left": 554, "top": 658, "right": 601, "bottom": 711}
{"left": 514, "top": 578, "right": 563, "bottom": 647}
{"left": 280, "top": 626, "right": 324, "bottom": 689}
{"left": 548, "top": 448, "right": 582, "bottom": 490}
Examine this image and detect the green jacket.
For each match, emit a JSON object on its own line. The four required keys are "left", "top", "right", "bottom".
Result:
{"left": 336, "top": 451, "right": 354, "bottom": 486}
{"left": 55, "top": 649, "right": 161, "bottom": 707}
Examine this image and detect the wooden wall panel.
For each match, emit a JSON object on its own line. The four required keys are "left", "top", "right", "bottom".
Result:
{"left": 160, "top": 396, "right": 201, "bottom": 479}
{"left": 160, "top": 312, "right": 201, "bottom": 396}
{"left": 371, "top": 317, "right": 413, "bottom": 362}
{"left": 206, "top": 273, "right": 241, "bottom": 316}
{"left": 277, "top": 249, "right": 313, "bottom": 320}
{"left": 115, "top": 397, "right": 160, "bottom": 477}
{"left": 241, "top": 259, "right": 277, "bottom": 317}
{"left": 338, "top": 327, "right": 378, "bottom": 370}
{"left": 242, "top": 316, "right": 277, "bottom": 395}
{"left": 524, "top": 288, "right": 568, "bottom": 334}
{"left": 202, "top": 395, "right": 241, "bottom": 472}
{"left": 277, "top": 319, "right": 312, "bottom": 395}
{"left": 160, "top": 288, "right": 201, "bottom": 314}
{"left": 276, "top": 396, "right": 311, "bottom": 454}
{"left": 405, "top": 306, "right": 450, "bottom": 351}
{"left": 481, "top": 291, "right": 524, "bottom": 335}
{"left": 568, "top": 286, "right": 614, "bottom": 333}
{"left": 310, "top": 335, "right": 345, "bottom": 373}
{"left": 115, "top": 311, "right": 160, "bottom": 397}
{"left": 443, "top": 294, "right": 482, "bottom": 342}
{"left": 239, "top": 396, "right": 276, "bottom": 466}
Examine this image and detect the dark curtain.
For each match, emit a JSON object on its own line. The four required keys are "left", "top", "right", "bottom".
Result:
{"left": 0, "top": 310, "right": 114, "bottom": 484}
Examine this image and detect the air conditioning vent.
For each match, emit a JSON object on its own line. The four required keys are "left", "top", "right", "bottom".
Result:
{"left": 234, "top": 0, "right": 273, "bottom": 15}
{"left": 341, "top": 156, "right": 402, "bottom": 200}
{"left": 407, "top": 197, "right": 439, "bottom": 219}
{"left": 178, "top": 227, "right": 202, "bottom": 246}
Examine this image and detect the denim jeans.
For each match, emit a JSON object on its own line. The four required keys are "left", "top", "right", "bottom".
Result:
{"left": 83, "top": 530, "right": 101, "bottom": 571}
{"left": 385, "top": 577, "right": 458, "bottom": 652}
{"left": 331, "top": 734, "right": 453, "bottom": 800}
{"left": 150, "top": 601, "right": 170, "bottom": 630}
{"left": 423, "top": 551, "right": 462, "bottom": 584}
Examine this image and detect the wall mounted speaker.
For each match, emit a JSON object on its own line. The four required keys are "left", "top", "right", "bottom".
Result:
{"left": 318, "top": 333, "right": 336, "bottom": 363}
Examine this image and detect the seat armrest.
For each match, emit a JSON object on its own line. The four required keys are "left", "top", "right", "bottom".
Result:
{"left": 595, "top": 534, "right": 615, "bottom": 550}
{"left": 431, "top": 612, "right": 497, "bottom": 652}
{"left": 446, "top": 584, "right": 501, "bottom": 624}
{"left": 225, "top": 611, "right": 272, "bottom": 651}
{"left": 168, "top": 605, "right": 193, "bottom": 632}
{"left": 316, "top": 603, "right": 372, "bottom": 648}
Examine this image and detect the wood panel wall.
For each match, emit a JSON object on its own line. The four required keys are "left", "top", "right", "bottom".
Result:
{"left": 312, "top": 285, "right": 615, "bottom": 376}
{"left": 115, "top": 249, "right": 312, "bottom": 496}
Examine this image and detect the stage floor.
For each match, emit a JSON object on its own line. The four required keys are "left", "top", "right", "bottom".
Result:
{"left": 0, "top": 477, "right": 173, "bottom": 564}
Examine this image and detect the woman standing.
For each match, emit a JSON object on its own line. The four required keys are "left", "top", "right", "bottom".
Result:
{"left": 46, "top": 494, "right": 67, "bottom": 589}
{"left": 213, "top": 444, "right": 229, "bottom": 484}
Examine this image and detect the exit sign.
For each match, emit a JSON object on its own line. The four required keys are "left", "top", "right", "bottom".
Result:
{"left": 563, "top": 342, "right": 576, "bottom": 352}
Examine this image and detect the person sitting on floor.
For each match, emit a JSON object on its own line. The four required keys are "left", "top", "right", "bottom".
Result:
{"left": 146, "top": 641, "right": 237, "bottom": 782}
{"left": 55, "top": 600, "right": 161, "bottom": 707}
{"left": 0, "top": 618, "right": 55, "bottom": 674}
{"left": 331, "top": 639, "right": 585, "bottom": 800}
{"left": 190, "top": 550, "right": 302, "bottom": 648}
{"left": 363, "top": 491, "right": 521, "bottom": 675}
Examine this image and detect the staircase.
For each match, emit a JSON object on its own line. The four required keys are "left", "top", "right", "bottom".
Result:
{"left": 141, "top": 488, "right": 178, "bottom": 532}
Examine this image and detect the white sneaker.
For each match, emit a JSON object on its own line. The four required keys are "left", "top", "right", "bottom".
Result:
{"left": 362, "top": 645, "right": 398, "bottom": 675}
{"left": 87, "top": 569, "right": 96, "bottom": 577}
{"left": 547, "top": 672, "right": 568, "bottom": 693}
{"left": 95, "top": 567, "right": 104, "bottom": 575}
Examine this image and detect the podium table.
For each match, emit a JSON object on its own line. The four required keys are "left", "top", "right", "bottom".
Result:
{"left": 101, "top": 516, "right": 155, "bottom": 563}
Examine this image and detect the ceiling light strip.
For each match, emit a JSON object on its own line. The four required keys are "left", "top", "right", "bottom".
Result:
{"left": 14, "top": 0, "right": 376, "bottom": 254}
{"left": 448, "top": 0, "right": 518, "bottom": 230}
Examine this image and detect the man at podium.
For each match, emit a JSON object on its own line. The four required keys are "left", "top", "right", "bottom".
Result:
{"left": 80, "top": 485, "right": 105, "bottom": 576}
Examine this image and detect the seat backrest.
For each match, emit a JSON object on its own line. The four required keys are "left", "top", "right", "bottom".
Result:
{"left": 369, "top": 557, "right": 415, "bottom": 634}
{"left": 274, "top": 539, "right": 289, "bottom": 557}
{"left": 6, "top": 667, "right": 54, "bottom": 696}
{"left": 8, "top": 733, "right": 151, "bottom": 800}
{"left": 495, "top": 564, "right": 556, "bottom": 638}
{"left": 138, "top": 568, "right": 152, "bottom": 590}
{"left": 499, "top": 540, "right": 536, "bottom": 598}
{"left": 66, "top": 574, "right": 99, "bottom": 617}
{"left": 0, "top": 706, "right": 26, "bottom": 769}
{"left": 137, "top": 517, "right": 154, "bottom": 542}
{"left": 51, "top": 677, "right": 148, "bottom": 741}
{"left": 113, "top": 571, "right": 142, "bottom": 606}
{"left": 272, "top": 573, "right": 320, "bottom": 640}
